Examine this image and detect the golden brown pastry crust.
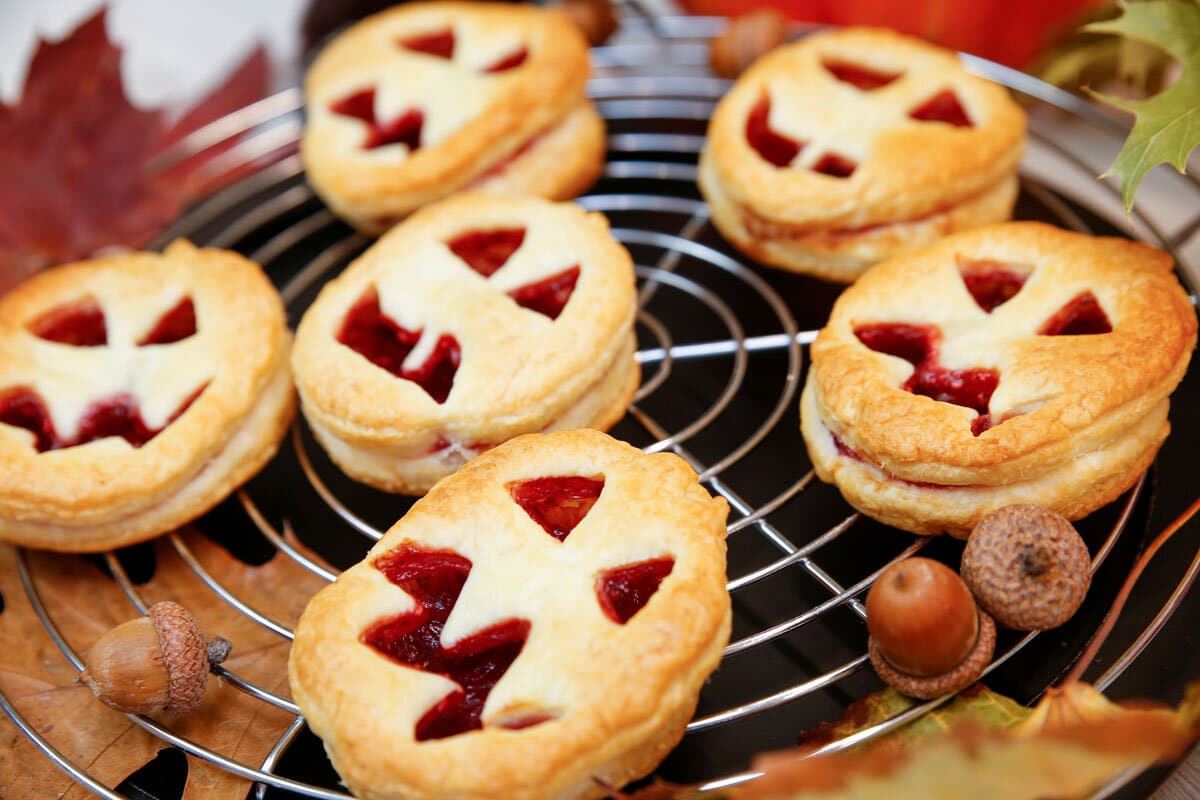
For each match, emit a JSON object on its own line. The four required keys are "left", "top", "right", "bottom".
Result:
{"left": 0, "top": 241, "right": 294, "bottom": 552}
{"left": 699, "top": 27, "right": 1026, "bottom": 281}
{"left": 800, "top": 222, "right": 1197, "bottom": 537}
{"left": 292, "top": 193, "right": 639, "bottom": 494}
{"left": 288, "top": 429, "right": 731, "bottom": 800}
{"left": 303, "top": 1, "right": 602, "bottom": 233}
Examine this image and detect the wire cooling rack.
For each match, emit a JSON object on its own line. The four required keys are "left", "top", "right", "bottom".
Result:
{"left": 5, "top": 11, "right": 1200, "bottom": 800}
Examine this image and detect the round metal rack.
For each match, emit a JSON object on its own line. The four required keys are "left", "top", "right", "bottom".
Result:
{"left": 5, "top": 12, "right": 1200, "bottom": 800}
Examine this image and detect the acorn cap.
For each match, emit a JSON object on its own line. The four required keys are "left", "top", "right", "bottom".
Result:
{"left": 148, "top": 601, "right": 209, "bottom": 714}
{"left": 869, "top": 611, "right": 996, "bottom": 700}
{"left": 962, "top": 505, "right": 1091, "bottom": 631}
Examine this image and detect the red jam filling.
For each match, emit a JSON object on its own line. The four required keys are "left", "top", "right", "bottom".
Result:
{"left": 0, "top": 385, "right": 205, "bottom": 452}
{"left": 363, "top": 545, "right": 533, "bottom": 741}
{"left": 398, "top": 29, "right": 455, "bottom": 59}
{"left": 485, "top": 47, "right": 529, "bottom": 73}
{"left": 508, "top": 266, "right": 580, "bottom": 320}
{"left": 447, "top": 228, "right": 526, "bottom": 277}
{"left": 958, "top": 262, "right": 1028, "bottom": 312}
{"left": 746, "top": 95, "right": 804, "bottom": 168}
{"left": 596, "top": 558, "right": 675, "bottom": 624}
{"left": 138, "top": 297, "right": 197, "bottom": 345}
{"left": 28, "top": 298, "right": 107, "bottom": 346}
{"left": 337, "top": 289, "right": 460, "bottom": 404}
{"left": 329, "top": 88, "right": 424, "bottom": 151}
{"left": 854, "top": 323, "right": 998, "bottom": 430}
{"left": 822, "top": 60, "right": 901, "bottom": 90}
{"left": 1038, "top": 292, "right": 1112, "bottom": 336}
{"left": 908, "top": 90, "right": 973, "bottom": 128}
{"left": 812, "top": 153, "right": 858, "bottom": 178}
{"left": 508, "top": 476, "right": 604, "bottom": 542}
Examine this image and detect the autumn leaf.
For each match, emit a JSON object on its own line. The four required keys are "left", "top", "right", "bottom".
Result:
{"left": 0, "top": 530, "right": 330, "bottom": 798}
{"left": 1083, "top": 0, "right": 1200, "bottom": 210}
{"left": 798, "top": 684, "right": 1031, "bottom": 751}
{"left": 0, "top": 9, "right": 271, "bottom": 296}
{"left": 737, "top": 690, "right": 1198, "bottom": 799}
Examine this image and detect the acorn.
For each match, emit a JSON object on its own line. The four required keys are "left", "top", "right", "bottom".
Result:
{"left": 551, "top": 0, "right": 619, "bottom": 46}
{"left": 866, "top": 557, "right": 995, "bottom": 700}
{"left": 78, "top": 601, "right": 231, "bottom": 715}
{"left": 709, "top": 9, "right": 788, "bottom": 79}
{"left": 961, "top": 505, "right": 1091, "bottom": 631}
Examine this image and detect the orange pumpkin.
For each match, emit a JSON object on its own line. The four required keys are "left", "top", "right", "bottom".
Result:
{"left": 680, "top": 0, "right": 1109, "bottom": 68}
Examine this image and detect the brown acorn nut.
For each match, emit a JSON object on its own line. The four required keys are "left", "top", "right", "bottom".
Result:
{"left": 961, "top": 505, "right": 1091, "bottom": 631}
{"left": 866, "top": 557, "right": 996, "bottom": 700}
{"left": 78, "top": 601, "right": 231, "bottom": 715}
{"left": 550, "top": 0, "right": 619, "bottom": 46}
{"left": 709, "top": 9, "right": 788, "bottom": 79}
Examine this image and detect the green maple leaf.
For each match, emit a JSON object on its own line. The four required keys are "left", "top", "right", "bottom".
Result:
{"left": 1084, "top": 0, "right": 1200, "bottom": 211}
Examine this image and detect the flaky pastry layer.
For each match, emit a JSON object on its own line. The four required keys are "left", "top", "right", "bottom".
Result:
{"left": 305, "top": 332, "right": 639, "bottom": 494}
{"left": 700, "top": 154, "right": 1018, "bottom": 282}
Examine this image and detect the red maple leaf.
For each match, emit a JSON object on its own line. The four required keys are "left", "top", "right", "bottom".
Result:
{"left": 0, "top": 9, "right": 272, "bottom": 294}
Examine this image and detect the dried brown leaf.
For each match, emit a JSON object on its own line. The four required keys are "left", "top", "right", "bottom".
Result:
{"left": 0, "top": 528, "right": 330, "bottom": 798}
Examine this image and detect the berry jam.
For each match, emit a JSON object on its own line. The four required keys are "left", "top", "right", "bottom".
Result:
{"left": 908, "top": 90, "right": 972, "bottom": 128}
{"left": 364, "top": 545, "right": 532, "bottom": 740}
{"left": 822, "top": 60, "right": 900, "bottom": 90}
{"left": 0, "top": 386, "right": 205, "bottom": 452}
{"left": 447, "top": 228, "right": 525, "bottom": 277}
{"left": 508, "top": 476, "right": 604, "bottom": 541}
{"left": 1038, "top": 292, "right": 1112, "bottom": 336}
{"left": 28, "top": 298, "right": 107, "bottom": 346}
{"left": 329, "top": 89, "right": 424, "bottom": 151}
{"left": 509, "top": 266, "right": 580, "bottom": 320}
{"left": 854, "top": 323, "right": 999, "bottom": 427}
{"left": 398, "top": 29, "right": 455, "bottom": 59}
{"left": 812, "top": 153, "right": 857, "bottom": 178}
{"left": 485, "top": 47, "right": 529, "bottom": 73}
{"left": 337, "top": 289, "right": 460, "bottom": 404}
{"left": 596, "top": 558, "right": 675, "bottom": 624}
{"left": 959, "top": 264, "right": 1028, "bottom": 312}
{"left": 746, "top": 95, "right": 803, "bottom": 168}
{"left": 138, "top": 297, "right": 197, "bottom": 345}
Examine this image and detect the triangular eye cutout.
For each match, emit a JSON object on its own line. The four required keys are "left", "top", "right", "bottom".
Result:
{"left": 508, "top": 475, "right": 604, "bottom": 542}
{"left": 957, "top": 259, "right": 1030, "bottom": 313}
{"left": 329, "top": 88, "right": 424, "bottom": 151}
{"left": 596, "top": 558, "right": 675, "bottom": 624}
{"left": 508, "top": 266, "right": 580, "bottom": 320}
{"left": 337, "top": 288, "right": 461, "bottom": 404}
{"left": 398, "top": 29, "right": 455, "bottom": 59}
{"left": 138, "top": 297, "right": 196, "bottom": 345}
{"left": 822, "top": 59, "right": 901, "bottom": 90}
{"left": 746, "top": 94, "right": 805, "bottom": 168}
{"left": 447, "top": 228, "right": 526, "bottom": 277}
{"left": 28, "top": 297, "right": 107, "bottom": 346}
{"left": 909, "top": 90, "right": 973, "bottom": 128}
{"left": 1038, "top": 292, "right": 1112, "bottom": 336}
{"left": 854, "top": 323, "right": 935, "bottom": 366}
{"left": 484, "top": 47, "right": 528, "bottom": 73}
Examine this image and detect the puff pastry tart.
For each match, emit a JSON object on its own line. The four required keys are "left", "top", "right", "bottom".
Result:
{"left": 0, "top": 241, "right": 294, "bottom": 553}
{"left": 289, "top": 429, "right": 731, "bottom": 800}
{"left": 699, "top": 27, "right": 1027, "bottom": 283}
{"left": 303, "top": 1, "right": 604, "bottom": 233}
{"left": 292, "top": 193, "right": 639, "bottom": 494}
{"left": 800, "top": 223, "right": 1197, "bottom": 537}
